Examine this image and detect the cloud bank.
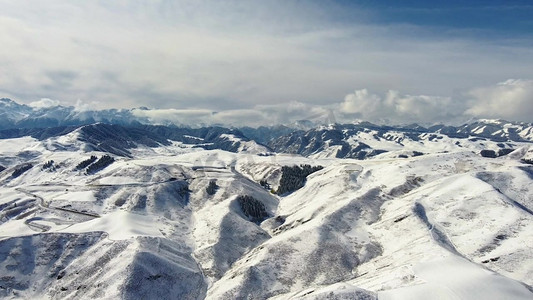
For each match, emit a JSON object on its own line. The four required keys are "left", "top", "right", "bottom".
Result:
{"left": 133, "top": 79, "right": 533, "bottom": 126}
{"left": 465, "top": 79, "right": 533, "bottom": 122}
{"left": 132, "top": 102, "right": 332, "bottom": 127}
{"left": 29, "top": 98, "right": 61, "bottom": 109}
{"left": 344, "top": 80, "right": 533, "bottom": 124}
{"left": 339, "top": 89, "right": 463, "bottom": 124}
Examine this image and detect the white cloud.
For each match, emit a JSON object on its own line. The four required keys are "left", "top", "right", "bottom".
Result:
{"left": 465, "top": 79, "right": 533, "bottom": 122}
{"left": 338, "top": 89, "right": 466, "bottom": 124}
{"left": 73, "top": 99, "right": 101, "bottom": 112}
{"left": 29, "top": 98, "right": 60, "bottom": 109}
{"left": 131, "top": 101, "right": 333, "bottom": 127}
{"left": 340, "top": 89, "right": 386, "bottom": 118}
{"left": 253, "top": 102, "right": 333, "bottom": 125}
{"left": 206, "top": 102, "right": 335, "bottom": 127}
{"left": 211, "top": 110, "right": 268, "bottom": 127}
{"left": 131, "top": 108, "right": 213, "bottom": 125}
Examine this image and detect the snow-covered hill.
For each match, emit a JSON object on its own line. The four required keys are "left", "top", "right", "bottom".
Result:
{"left": 0, "top": 123, "right": 271, "bottom": 158}
{"left": 0, "top": 123, "right": 532, "bottom": 299}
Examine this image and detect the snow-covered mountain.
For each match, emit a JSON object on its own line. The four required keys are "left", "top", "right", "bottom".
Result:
{"left": 268, "top": 120, "right": 533, "bottom": 159}
{"left": 0, "top": 123, "right": 271, "bottom": 158}
{"left": 0, "top": 116, "right": 532, "bottom": 299}
{"left": 3, "top": 98, "right": 533, "bottom": 145}
{"left": 0, "top": 98, "right": 147, "bottom": 130}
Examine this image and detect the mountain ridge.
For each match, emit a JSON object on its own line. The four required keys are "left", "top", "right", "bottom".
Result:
{"left": 0, "top": 115, "right": 532, "bottom": 299}
{"left": 2, "top": 99, "right": 533, "bottom": 140}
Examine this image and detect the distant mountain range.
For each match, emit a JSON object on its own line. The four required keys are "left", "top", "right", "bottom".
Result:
{"left": 0, "top": 98, "right": 147, "bottom": 129}
{"left": 267, "top": 120, "right": 533, "bottom": 159}
{"left": 1, "top": 98, "right": 532, "bottom": 160}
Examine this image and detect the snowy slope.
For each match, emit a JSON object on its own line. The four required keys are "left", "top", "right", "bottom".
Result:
{"left": 207, "top": 151, "right": 533, "bottom": 299}
{"left": 0, "top": 127, "right": 532, "bottom": 299}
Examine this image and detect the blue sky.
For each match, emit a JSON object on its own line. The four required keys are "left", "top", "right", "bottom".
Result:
{"left": 353, "top": 1, "right": 531, "bottom": 25}
{"left": 0, "top": 0, "right": 532, "bottom": 125}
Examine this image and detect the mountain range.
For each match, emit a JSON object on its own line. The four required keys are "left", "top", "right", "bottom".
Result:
{"left": 0, "top": 98, "right": 532, "bottom": 299}
{"left": 0, "top": 98, "right": 146, "bottom": 130}
{"left": 2, "top": 98, "right": 533, "bottom": 159}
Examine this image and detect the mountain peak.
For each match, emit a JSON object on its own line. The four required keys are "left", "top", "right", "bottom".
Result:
{"left": 0, "top": 98, "right": 16, "bottom": 105}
